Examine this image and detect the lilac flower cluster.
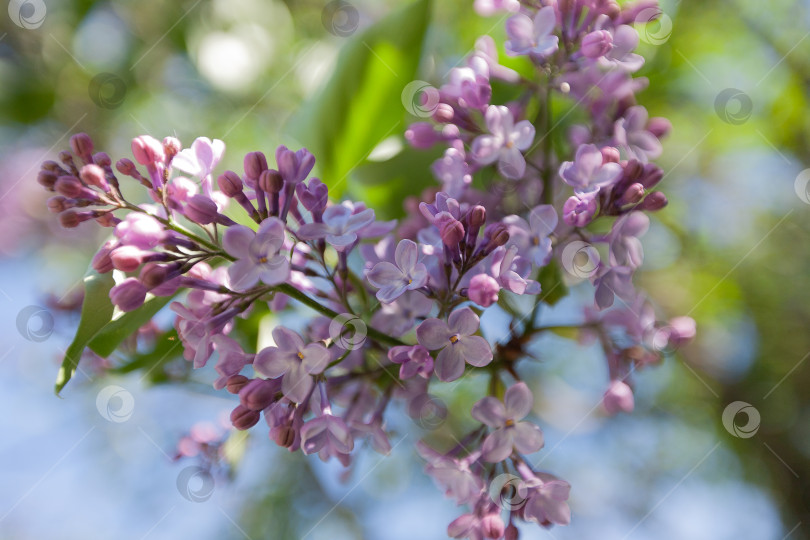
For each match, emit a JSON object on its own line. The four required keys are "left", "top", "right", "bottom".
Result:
{"left": 37, "top": 1, "right": 696, "bottom": 537}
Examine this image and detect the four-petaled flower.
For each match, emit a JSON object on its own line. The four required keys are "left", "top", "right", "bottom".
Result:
{"left": 417, "top": 307, "right": 493, "bottom": 382}
{"left": 300, "top": 413, "right": 354, "bottom": 462}
{"left": 471, "top": 105, "right": 535, "bottom": 179}
{"left": 224, "top": 217, "right": 290, "bottom": 291}
{"left": 171, "top": 137, "right": 225, "bottom": 196}
{"left": 505, "top": 7, "right": 559, "bottom": 57}
{"left": 254, "top": 327, "right": 331, "bottom": 403}
{"left": 367, "top": 239, "right": 428, "bottom": 303}
{"left": 559, "top": 144, "right": 622, "bottom": 193}
{"left": 297, "top": 203, "right": 375, "bottom": 251}
{"left": 471, "top": 381, "right": 544, "bottom": 462}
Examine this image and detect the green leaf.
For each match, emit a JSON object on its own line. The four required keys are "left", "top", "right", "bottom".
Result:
{"left": 55, "top": 268, "right": 115, "bottom": 395}
{"left": 288, "top": 0, "right": 432, "bottom": 195}
{"left": 538, "top": 261, "right": 568, "bottom": 306}
{"left": 109, "top": 329, "right": 181, "bottom": 377}
{"left": 87, "top": 294, "right": 175, "bottom": 357}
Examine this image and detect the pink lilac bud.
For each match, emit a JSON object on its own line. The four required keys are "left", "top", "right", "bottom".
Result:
{"left": 601, "top": 146, "right": 621, "bottom": 163}
{"left": 581, "top": 30, "right": 613, "bottom": 58}
{"left": 647, "top": 117, "right": 672, "bottom": 138}
{"left": 468, "top": 274, "right": 500, "bottom": 307}
{"left": 603, "top": 380, "right": 634, "bottom": 414}
{"left": 432, "top": 103, "right": 455, "bottom": 123}
{"left": 92, "top": 242, "right": 115, "bottom": 273}
{"left": 667, "top": 316, "right": 696, "bottom": 347}
{"left": 244, "top": 151, "right": 268, "bottom": 181}
{"left": 131, "top": 135, "right": 166, "bottom": 167}
{"left": 481, "top": 514, "right": 505, "bottom": 539}
{"left": 163, "top": 136, "right": 182, "bottom": 160}
{"left": 95, "top": 213, "right": 119, "bottom": 227}
{"left": 504, "top": 524, "right": 519, "bottom": 540}
{"left": 230, "top": 404, "right": 261, "bottom": 430}
{"left": 405, "top": 122, "right": 440, "bottom": 149}
{"left": 618, "top": 183, "right": 645, "bottom": 206}
{"left": 638, "top": 191, "right": 667, "bottom": 211}
{"left": 110, "top": 245, "right": 146, "bottom": 272}
{"left": 69, "top": 133, "right": 94, "bottom": 163}
{"left": 217, "top": 171, "right": 243, "bottom": 196}
{"left": 436, "top": 214, "right": 465, "bottom": 246}
{"left": 80, "top": 164, "right": 109, "bottom": 191}
{"left": 617, "top": 0, "right": 658, "bottom": 24}
{"left": 109, "top": 278, "right": 147, "bottom": 312}
{"left": 239, "top": 379, "right": 278, "bottom": 411}
{"left": 226, "top": 374, "right": 250, "bottom": 394}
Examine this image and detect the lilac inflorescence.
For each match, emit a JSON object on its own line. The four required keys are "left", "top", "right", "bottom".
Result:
{"left": 38, "top": 1, "right": 695, "bottom": 538}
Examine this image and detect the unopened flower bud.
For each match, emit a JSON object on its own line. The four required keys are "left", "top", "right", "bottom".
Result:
{"left": 217, "top": 171, "right": 244, "bottom": 197}
{"left": 504, "top": 524, "right": 519, "bottom": 540}
{"left": 618, "top": 183, "right": 645, "bottom": 206}
{"left": 432, "top": 103, "right": 455, "bottom": 123}
{"left": 80, "top": 164, "right": 109, "bottom": 191}
{"left": 581, "top": 30, "right": 613, "bottom": 58}
{"left": 163, "top": 136, "right": 182, "bottom": 159}
{"left": 93, "top": 152, "right": 111, "bottom": 168}
{"left": 69, "top": 133, "right": 94, "bottom": 163}
{"left": 131, "top": 135, "right": 166, "bottom": 167}
{"left": 603, "top": 380, "right": 634, "bottom": 414}
{"left": 437, "top": 215, "right": 465, "bottom": 246}
{"left": 55, "top": 176, "right": 83, "bottom": 198}
{"left": 226, "top": 375, "right": 250, "bottom": 394}
{"left": 638, "top": 191, "right": 667, "bottom": 211}
{"left": 259, "top": 169, "right": 284, "bottom": 193}
{"left": 239, "top": 379, "right": 278, "bottom": 411}
{"left": 244, "top": 151, "right": 268, "bottom": 181}
{"left": 601, "top": 146, "right": 621, "bottom": 164}
{"left": 116, "top": 158, "right": 137, "bottom": 176}
{"left": 468, "top": 205, "right": 486, "bottom": 228}
{"left": 110, "top": 245, "right": 145, "bottom": 272}
{"left": 405, "top": 122, "right": 440, "bottom": 149}
{"left": 271, "top": 425, "right": 296, "bottom": 448}
{"left": 47, "top": 196, "right": 69, "bottom": 213}
{"left": 92, "top": 243, "right": 115, "bottom": 273}
{"left": 481, "top": 514, "right": 505, "bottom": 539}
{"left": 468, "top": 274, "right": 500, "bottom": 307}
{"left": 109, "top": 278, "right": 147, "bottom": 312}
{"left": 230, "top": 404, "right": 261, "bottom": 430}
{"left": 647, "top": 117, "right": 671, "bottom": 138}
{"left": 37, "top": 170, "right": 58, "bottom": 190}
{"left": 184, "top": 194, "right": 219, "bottom": 225}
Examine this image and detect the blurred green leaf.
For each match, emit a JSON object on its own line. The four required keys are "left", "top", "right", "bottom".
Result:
{"left": 55, "top": 268, "right": 115, "bottom": 395}
{"left": 110, "top": 328, "right": 180, "bottom": 377}
{"left": 288, "top": 0, "right": 432, "bottom": 195}
{"left": 538, "top": 261, "right": 567, "bottom": 306}
{"left": 88, "top": 295, "right": 175, "bottom": 357}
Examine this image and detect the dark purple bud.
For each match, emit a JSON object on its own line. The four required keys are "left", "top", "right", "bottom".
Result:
{"left": 80, "top": 164, "right": 109, "bottom": 191}
{"left": 47, "top": 196, "right": 69, "bottom": 213}
{"left": 504, "top": 524, "right": 519, "bottom": 540}
{"left": 623, "top": 159, "right": 644, "bottom": 181}
{"left": 436, "top": 214, "right": 465, "bottom": 246}
{"left": 37, "top": 170, "right": 58, "bottom": 190}
{"left": 639, "top": 164, "right": 664, "bottom": 189}
{"left": 55, "top": 176, "right": 83, "bottom": 198}
{"left": 109, "top": 278, "right": 147, "bottom": 312}
{"left": 92, "top": 243, "right": 114, "bottom": 273}
{"left": 581, "top": 30, "right": 613, "bottom": 58}
{"left": 184, "top": 195, "right": 220, "bottom": 225}
{"left": 239, "top": 379, "right": 278, "bottom": 411}
{"left": 275, "top": 146, "right": 315, "bottom": 185}
{"left": 69, "top": 133, "right": 94, "bottom": 163}
{"left": 226, "top": 375, "right": 250, "bottom": 394}
{"left": 468, "top": 205, "right": 486, "bottom": 228}
{"left": 639, "top": 191, "right": 668, "bottom": 211}
{"left": 95, "top": 213, "right": 119, "bottom": 227}
{"left": 93, "top": 152, "right": 111, "bottom": 168}
{"left": 116, "top": 158, "right": 137, "bottom": 176}
{"left": 217, "top": 171, "right": 244, "bottom": 197}
{"left": 481, "top": 223, "right": 510, "bottom": 254}
{"left": 272, "top": 425, "right": 296, "bottom": 448}
{"left": 259, "top": 169, "right": 284, "bottom": 193}
{"left": 230, "top": 405, "right": 261, "bottom": 430}
{"left": 244, "top": 151, "right": 268, "bottom": 181}
{"left": 42, "top": 160, "right": 66, "bottom": 174}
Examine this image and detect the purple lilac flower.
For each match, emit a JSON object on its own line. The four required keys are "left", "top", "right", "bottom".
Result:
{"left": 614, "top": 106, "right": 662, "bottom": 162}
{"left": 608, "top": 211, "right": 649, "bottom": 269}
{"left": 594, "top": 265, "right": 635, "bottom": 310}
{"left": 432, "top": 148, "right": 472, "bottom": 198}
{"left": 471, "top": 105, "right": 535, "bottom": 179}
{"left": 599, "top": 24, "right": 644, "bottom": 73}
{"left": 521, "top": 472, "right": 572, "bottom": 527}
{"left": 417, "top": 442, "right": 485, "bottom": 505}
{"left": 223, "top": 217, "right": 290, "bottom": 291}
{"left": 254, "top": 327, "right": 330, "bottom": 403}
{"left": 491, "top": 245, "right": 540, "bottom": 295}
{"left": 468, "top": 273, "right": 500, "bottom": 307}
{"left": 370, "top": 290, "right": 433, "bottom": 336}
{"left": 417, "top": 307, "right": 493, "bottom": 381}
{"left": 275, "top": 145, "right": 315, "bottom": 185}
{"left": 473, "top": 0, "right": 519, "bottom": 16}
{"left": 300, "top": 386, "right": 355, "bottom": 462}
{"left": 603, "top": 379, "right": 634, "bottom": 414}
{"left": 505, "top": 7, "right": 559, "bottom": 57}
{"left": 505, "top": 204, "right": 557, "bottom": 267}
{"left": 212, "top": 335, "right": 253, "bottom": 390}
{"left": 559, "top": 144, "right": 622, "bottom": 193}
{"left": 296, "top": 203, "right": 375, "bottom": 251}
{"left": 367, "top": 239, "right": 428, "bottom": 303}
{"left": 171, "top": 137, "right": 224, "bottom": 196}
{"left": 388, "top": 345, "right": 434, "bottom": 379}
{"left": 563, "top": 192, "right": 598, "bottom": 227}
{"left": 471, "top": 382, "right": 544, "bottom": 462}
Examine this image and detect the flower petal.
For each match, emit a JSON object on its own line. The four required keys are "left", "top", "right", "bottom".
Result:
{"left": 282, "top": 363, "right": 313, "bottom": 403}
{"left": 395, "top": 239, "right": 419, "bottom": 272}
{"left": 504, "top": 381, "right": 533, "bottom": 420}
{"left": 457, "top": 335, "right": 493, "bottom": 367}
{"left": 481, "top": 428, "right": 514, "bottom": 462}
{"left": 434, "top": 346, "right": 466, "bottom": 382}
{"left": 302, "top": 343, "right": 330, "bottom": 374}
{"left": 223, "top": 225, "right": 255, "bottom": 259}
{"left": 471, "top": 396, "right": 507, "bottom": 427}
{"left": 417, "top": 318, "right": 452, "bottom": 350}
{"left": 512, "top": 422, "right": 544, "bottom": 454}
{"left": 447, "top": 307, "right": 480, "bottom": 336}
